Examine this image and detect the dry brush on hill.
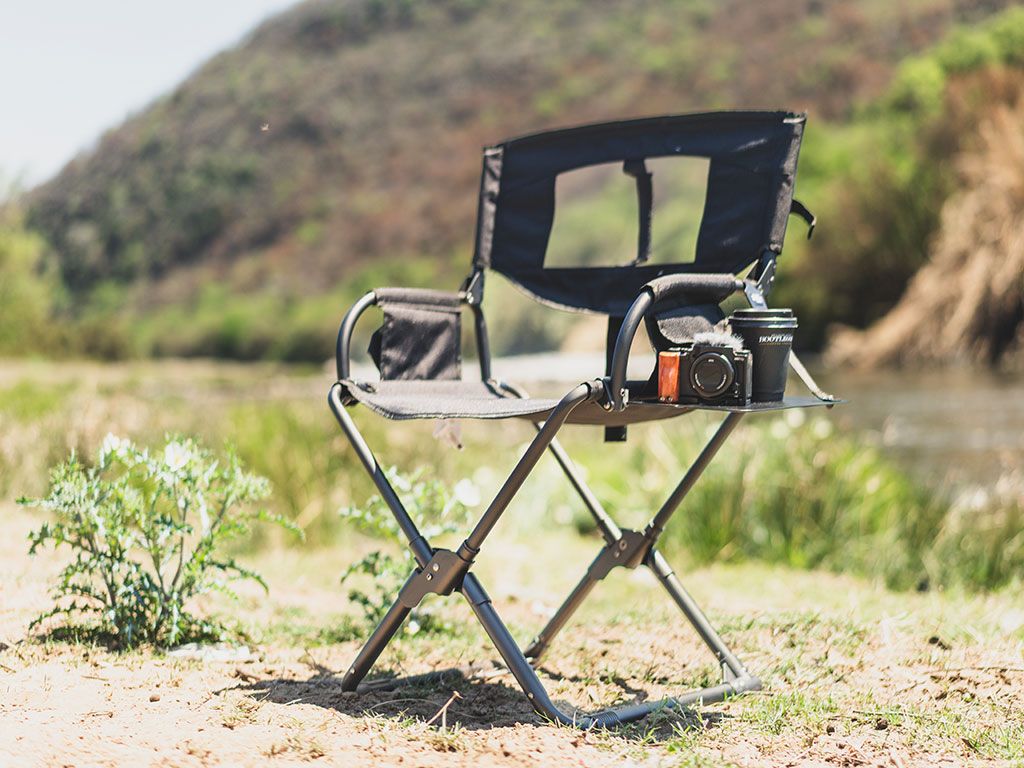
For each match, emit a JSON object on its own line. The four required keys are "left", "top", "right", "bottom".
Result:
{"left": 828, "top": 78, "right": 1024, "bottom": 368}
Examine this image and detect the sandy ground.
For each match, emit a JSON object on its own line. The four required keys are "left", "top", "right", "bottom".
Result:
{"left": 2, "top": 503, "right": 1023, "bottom": 768}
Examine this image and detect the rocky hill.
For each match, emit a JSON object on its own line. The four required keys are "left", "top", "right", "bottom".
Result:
{"left": 21, "top": 0, "right": 1023, "bottom": 359}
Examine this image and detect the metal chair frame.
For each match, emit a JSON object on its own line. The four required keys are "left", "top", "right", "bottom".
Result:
{"left": 326, "top": 271, "right": 834, "bottom": 727}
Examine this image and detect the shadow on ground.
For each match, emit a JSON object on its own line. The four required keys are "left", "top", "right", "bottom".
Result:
{"left": 227, "top": 663, "right": 728, "bottom": 739}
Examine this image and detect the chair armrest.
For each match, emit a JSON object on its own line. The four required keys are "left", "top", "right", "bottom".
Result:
{"left": 336, "top": 291, "right": 380, "bottom": 381}
{"left": 335, "top": 285, "right": 492, "bottom": 382}
{"left": 608, "top": 274, "right": 743, "bottom": 411}
{"left": 373, "top": 287, "right": 465, "bottom": 309}
{"left": 644, "top": 273, "right": 743, "bottom": 304}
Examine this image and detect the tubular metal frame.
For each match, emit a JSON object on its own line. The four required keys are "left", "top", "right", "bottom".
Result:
{"left": 327, "top": 284, "right": 768, "bottom": 728}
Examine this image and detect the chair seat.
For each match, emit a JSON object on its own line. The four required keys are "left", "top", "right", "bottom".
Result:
{"left": 341, "top": 378, "right": 833, "bottom": 426}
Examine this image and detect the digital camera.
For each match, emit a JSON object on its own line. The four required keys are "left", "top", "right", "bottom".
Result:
{"left": 659, "top": 340, "right": 752, "bottom": 406}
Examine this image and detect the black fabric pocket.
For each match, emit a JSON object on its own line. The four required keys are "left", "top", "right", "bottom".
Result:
{"left": 369, "top": 303, "right": 461, "bottom": 381}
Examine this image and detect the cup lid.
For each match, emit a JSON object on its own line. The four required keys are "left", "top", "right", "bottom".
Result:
{"left": 730, "top": 308, "right": 795, "bottom": 319}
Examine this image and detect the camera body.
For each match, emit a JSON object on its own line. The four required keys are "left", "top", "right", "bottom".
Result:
{"left": 661, "top": 341, "right": 752, "bottom": 406}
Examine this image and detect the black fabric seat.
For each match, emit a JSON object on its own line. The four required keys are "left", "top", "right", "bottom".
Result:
{"left": 342, "top": 379, "right": 556, "bottom": 420}
{"left": 343, "top": 378, "right": 829, "bottom": 424}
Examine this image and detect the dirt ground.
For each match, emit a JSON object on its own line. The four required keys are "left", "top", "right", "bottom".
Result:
{"left": 2, "top": 503, "right": 1022, "bottom": 768}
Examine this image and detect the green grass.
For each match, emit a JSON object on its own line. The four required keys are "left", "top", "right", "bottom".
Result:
{"left": 250, "top": 605, "right": 363, "bottom": 647}
{"left": 4, "top": 360, "right": 1022, "bottom": 594}
{"left": 21, "top": 576, "right": 1024, "bottom": 765}
{"left": 5, "top": 479, "right": 1023, "bottom": 765}
{"left": 0, "top": 381, "right": 65, "bottom": 421}
{"left": 536, "top": 410, "right": 1023, "bottom": 592}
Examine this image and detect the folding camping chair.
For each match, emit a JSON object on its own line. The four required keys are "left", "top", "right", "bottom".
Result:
{"left": 328, "top": 111, "right": 839, "bottom": 727}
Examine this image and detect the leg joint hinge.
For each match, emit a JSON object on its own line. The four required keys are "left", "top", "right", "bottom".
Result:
{"left": 587, "top": 529, "right": 652, "bottom": 580}
{"left": 397, "top": 549, "right": 472, "bottom": 608}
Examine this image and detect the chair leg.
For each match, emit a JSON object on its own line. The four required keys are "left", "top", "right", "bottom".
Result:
{"left": 330, "top": 382, "right": 760, "bottom": 727}
{"left": 499, "top": 380, "right": 623, "bottom": 547}
{"left": 464, "top": 571, "right": 758, "bottom": 728}
{"left": 524, "top": 540, "right": 757, "bottom": 679}
{"left": 341, "top": 588, "right": 415, "bottom": 691}
{"left": 525, "top": 413, "right": 746, "bottom": 663}
{"left": 486, "top": 412, "right": 763, "bottom": 722}
{"left": 329, "top": 383, "right": 433, "bottom": 568}
{"left": 523, "top": 566, "right": 600, "bottom": 660}
{"left": 647, "top": 549, "right": 752, "bottom": 680}
{"left": 329, "top": 381, "right": 598, "bottom": 694}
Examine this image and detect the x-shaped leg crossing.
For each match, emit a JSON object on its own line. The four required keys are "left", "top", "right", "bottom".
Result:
{"left": 328, "top": 380, "right": 760, "bottom": 727}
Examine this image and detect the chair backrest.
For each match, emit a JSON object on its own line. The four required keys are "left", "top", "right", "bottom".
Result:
{"left": 471, "top": 111, "right": 807, "bottom": 316}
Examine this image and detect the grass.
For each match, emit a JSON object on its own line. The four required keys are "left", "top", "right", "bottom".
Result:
{"left": 3, "top": 359, "right": 1022, "bottom": 596}
{"left": 233, "top": 535, "right": 1024, "bottom": 760}
{"left": 253, "top": 605, "right": 362, "bottom": 647}
{"left": 525, "top": 408, "right": 1024, "bottom": 591}
{"left": 617, "top": 590, "right": 1023, "bottom": 763}
{"left": 4, "top": 496, "right": 1023, "bottom": 766}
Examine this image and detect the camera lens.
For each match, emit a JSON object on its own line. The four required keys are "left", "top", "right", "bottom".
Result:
{"left": 690, "top": 352, "right": 735, "bottom": 399}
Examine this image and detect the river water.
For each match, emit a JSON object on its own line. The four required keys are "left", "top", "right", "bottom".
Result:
{"left": 816, "top": 366, "right": 1024, "bottom": 489}
{"left": 487, "top": 353, "right": 1024, "bottom": 490}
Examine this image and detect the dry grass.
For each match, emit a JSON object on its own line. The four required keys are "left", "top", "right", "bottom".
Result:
{"left": 2, "top": 501, "right": 1022, "bottom": 767}
{"left": 828, "top": 76, "right": 1024, "bottom": 368}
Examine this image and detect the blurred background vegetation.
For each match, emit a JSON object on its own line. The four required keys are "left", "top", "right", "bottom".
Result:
{"left": 2, "top": 0, "right": 1023, "bottom": 597}
{"left": 1, "top": 362, "right": 1020, "bottom": 593}
{"left": 3, "top": 0, "right": 1023, "bottom": 363}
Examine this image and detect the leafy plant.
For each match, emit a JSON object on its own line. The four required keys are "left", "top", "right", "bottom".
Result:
{"left": 0, "top": 203, "right": 61, "bottom": 356}
{"left": 339, "top": 468, "right": 479, "bottom": 635}
{"left": 19, "top": 434, "right": 294, "bottom": 648}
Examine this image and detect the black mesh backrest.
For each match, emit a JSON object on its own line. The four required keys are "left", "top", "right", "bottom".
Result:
{"left": 472, "top": 111, "right": 806, "bottom": 316}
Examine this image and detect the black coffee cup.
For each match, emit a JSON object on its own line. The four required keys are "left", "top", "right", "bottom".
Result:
{"left": 728, "top": 308, "right": 798, "bottom": 402}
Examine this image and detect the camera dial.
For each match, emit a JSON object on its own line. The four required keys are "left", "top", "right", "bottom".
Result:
{"left": 689, "top": 352, "right": 735, "bottom": 399}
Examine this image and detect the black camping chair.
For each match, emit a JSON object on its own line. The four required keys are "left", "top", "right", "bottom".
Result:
{"left": 328, "top": 111, "right": 839, "bottom": 727}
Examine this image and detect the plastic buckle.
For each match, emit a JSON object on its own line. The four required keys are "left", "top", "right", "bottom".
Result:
{"left": 743, "top": 280, "right": 769, "bottom": 310}
{"left": 596, "top": 377, "right": 620, "bottom": 411}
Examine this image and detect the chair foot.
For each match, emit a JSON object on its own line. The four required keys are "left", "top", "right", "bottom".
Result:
{"left": 341, "top": 589, "right": 415, "bottom": 692}
{"left": 347, "top": 662, "right": 761, "bottom": 728}
{"left": 340, "top": 572, "right": 761, "bottom": 729}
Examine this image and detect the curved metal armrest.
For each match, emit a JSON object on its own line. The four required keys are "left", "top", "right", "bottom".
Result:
{"left": 334, "top": 286, "right": 493, "bottom": 383}
{"left": 608, "top": 273, "right": 743, "bottom": 411}
{"left": 336, "top": 291, "right": 380, "bottom": 381}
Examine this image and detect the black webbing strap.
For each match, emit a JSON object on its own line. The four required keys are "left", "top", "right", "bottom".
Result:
{"left": 623, "top": 159, "right": 653, "bottom": 264}
{"left": 790, "top": 198, "right": 816, "bottom": 239}
{"left": 604, "top": 315, "right": 627, "bottom": 442}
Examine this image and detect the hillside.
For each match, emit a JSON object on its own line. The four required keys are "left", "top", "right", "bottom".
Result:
{"left": 20, "top": 0, "right": 1024, "bottom": 360}
{"left": 828, "top": 71, "right": 1024, "bottom": 368}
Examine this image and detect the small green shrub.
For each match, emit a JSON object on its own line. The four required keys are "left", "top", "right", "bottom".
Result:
{"left": 990, "top": 7, "right": 1024, "bottom": 65}
{"left": 339, "top": 468, "right": 478, "bottom": 635}
{"left": 935, "top": 27, "right": 1001, "bottom": 74}
{"left": 887, "top": 57, "right": 947, "bottom": 113}
{"left": 0, "top": 204, "right": 61, "bottom": 356}
{"left": 19, "top": 434, "right": 294, "bottom": 648}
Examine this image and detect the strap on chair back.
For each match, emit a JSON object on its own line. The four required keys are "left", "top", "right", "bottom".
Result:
{"left": 622, "top": 158, "right": 653, "bottom": 266}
